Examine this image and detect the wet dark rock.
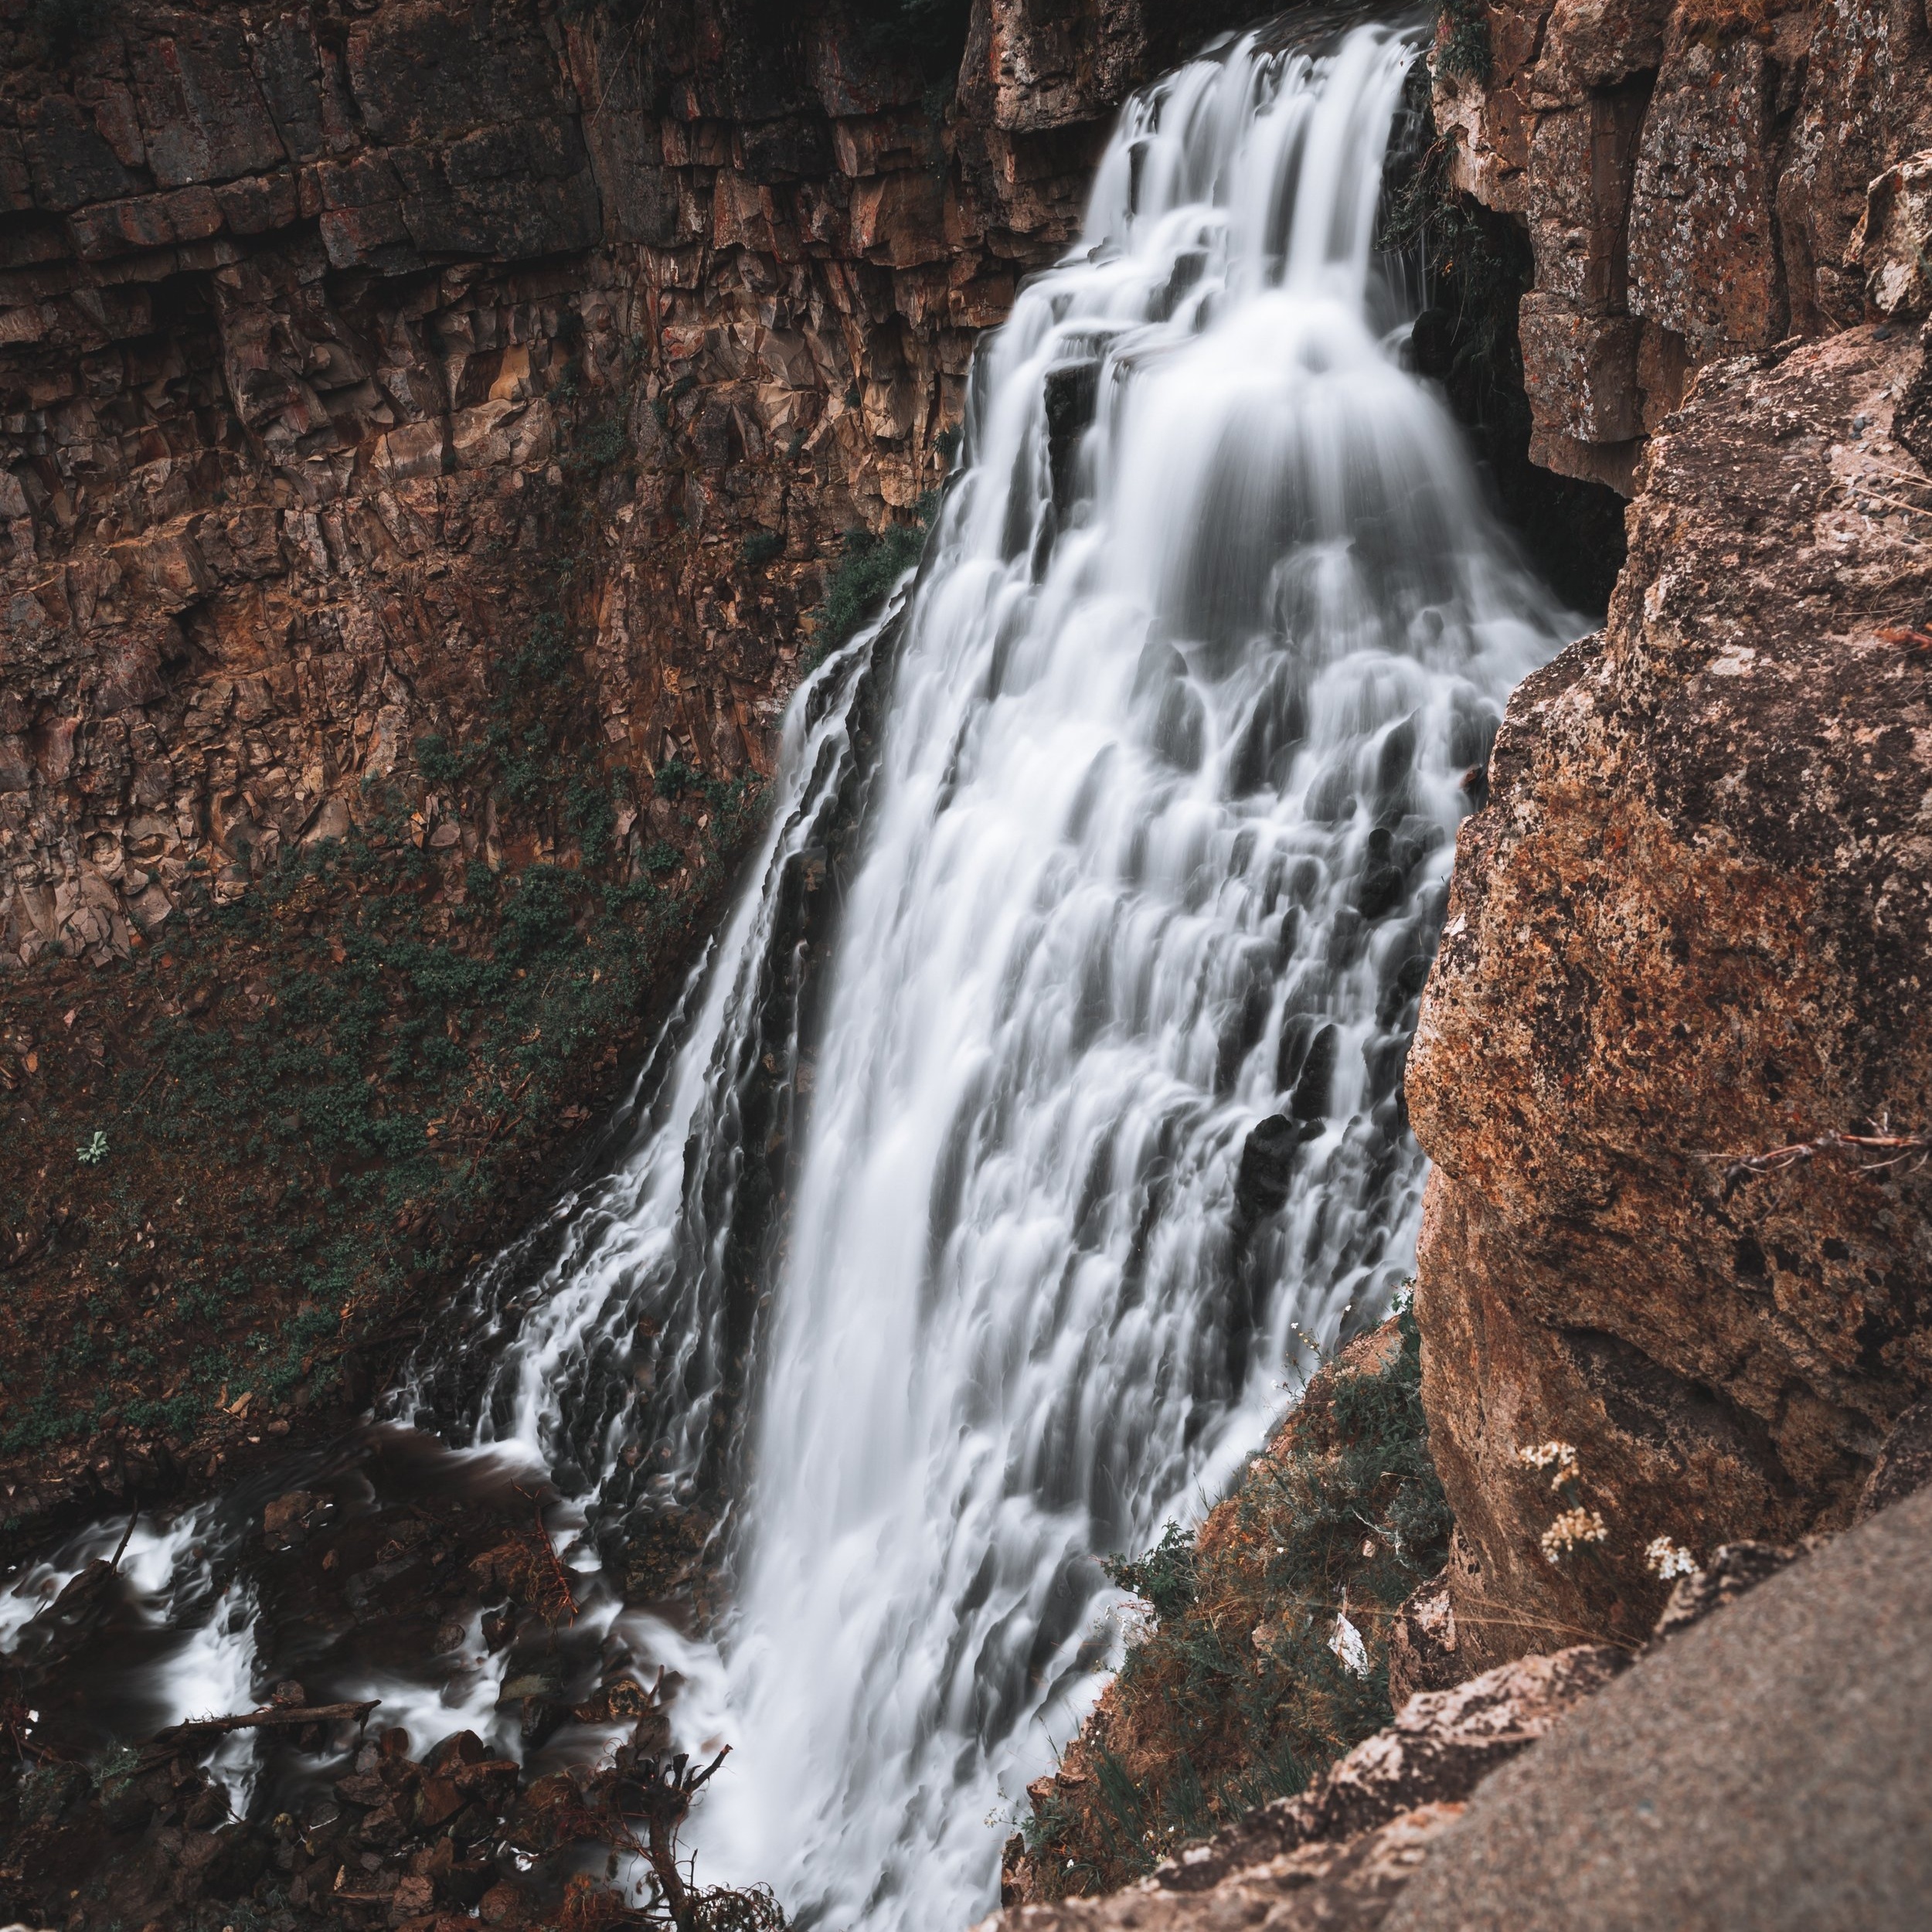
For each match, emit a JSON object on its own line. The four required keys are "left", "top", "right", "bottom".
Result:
{"left": 1355, "top": 828, "right": 1407, "bottom": 920}
{"left": 1407, "top": 308, "right": 1454, "bottom": 378}
{"left": 1233, "top": 1114, "right": 1302, "bottom": 1221}
{"left": 1045, "top": 359, "right": 1102, "bottom": 512}
{"left": 1289, "top": 1022, "right": 1339, "bottom": 1124}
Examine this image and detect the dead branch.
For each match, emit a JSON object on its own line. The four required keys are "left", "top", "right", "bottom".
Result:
{"left": 107, "top": 1507, "right": 139, "bottom": 1574}
{"left": 607, "top": 1747, "right": 732, "bottom": 1932}
{"left": 1717, "top": 1121, "right": 1930, "bottom": 1192}
{"left": 145, "top": 1698, "right": 380, "bottom": 1757}
{"left": 514, "top": 1489, "right": 580, "bottom": 1625}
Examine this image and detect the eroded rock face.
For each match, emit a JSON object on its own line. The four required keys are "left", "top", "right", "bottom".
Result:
{"left": 1407, "top": 321, "right": 1932, "bottom": 1664}
{"left": 1434, "top": 0, "right": 1932, "bottom": 489}
{"left": 0, "top": 0, "right": 1216, "bottom": 970}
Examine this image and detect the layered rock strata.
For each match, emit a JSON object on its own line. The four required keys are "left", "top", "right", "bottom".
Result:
{"left": 0, "top": 0, "right": 1223, "bottom": 968}
{"left": 1435, "top": 0, "right": 1932, "bottom": 490}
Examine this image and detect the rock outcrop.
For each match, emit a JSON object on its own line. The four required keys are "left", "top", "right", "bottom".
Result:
{"left": 1, "top": 0, "right": 1199, "bottom": 969}
{"left": 1383, "top": 1475, "right": 1932, "bottom": 1930}
{"left": 981, "top": 1647, "right": 1621, "bottom": 1932}
{"left": 981, "top": 1440, "right": 1932, "bottom": 1932}
{"left": 1407, "top": 317, "right": 1932, "bottom": 1661}
{"left": 1434, "top": 0, "right": 1932, "bottom": 489}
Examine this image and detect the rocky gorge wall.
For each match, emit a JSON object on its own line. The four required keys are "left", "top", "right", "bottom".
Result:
{"left": 0, "top": 0, "right": 1243, "bottom": 1528}
{"left": 1406, "top": 0, "right": 1932, "bottom": 1665}
{"left": 1435, "top": 0, "right": 1932, "bottom": 492}
{"left": 0, "top": 0, "right": 1189, "bottom": 970}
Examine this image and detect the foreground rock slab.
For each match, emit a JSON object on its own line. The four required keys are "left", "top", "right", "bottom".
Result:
{"left": 978, "top": 1646, "right": 1622, "bottom": 1931}
{"left": 982, "top": 1478, "right": 1932, "bottom": 1932}
{"left": 1383, "top": 1481, "right": 1932, "bottom": 1930}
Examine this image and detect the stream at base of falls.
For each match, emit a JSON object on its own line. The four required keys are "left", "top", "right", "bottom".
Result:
{"left": 4, "top": 15, "right": 1579, "bottom": 1930}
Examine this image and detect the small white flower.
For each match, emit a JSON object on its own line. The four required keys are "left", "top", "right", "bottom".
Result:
{"left": 1645, "top": 1535, "right": 1699, "bottom": 1580}
{"left": 1539, "top": 1506, "right": 1608, "bottom": 1565}
{"left": 1518, "top": 1440, "right": 1578, "bottom": 1490}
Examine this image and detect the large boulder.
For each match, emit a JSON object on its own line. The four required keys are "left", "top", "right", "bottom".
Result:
{"left": 1385, "top": 1481, "right": 1932, "bottom": 1930}
{"left": 1406, "top": 321, "right": 1932, "bottom": 1665}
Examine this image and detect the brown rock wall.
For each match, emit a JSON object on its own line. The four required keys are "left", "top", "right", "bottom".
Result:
{"left": 1407, "top": 321, "right": 1932, "bottom": 1665}
{"left": 1435, "top": 0, "right": 1932, "bottom": 488}
{"left": 0, "top": 0, "right": 1214, "bottom": 972}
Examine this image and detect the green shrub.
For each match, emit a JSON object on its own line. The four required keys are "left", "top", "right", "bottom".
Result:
{"left": 570, "top": 414, "right": 627, "bottom": 470}
{"left": 740, "top": 529, "right": 785, "bottom": 571}
{"left": 655, "top": 755, "right": 699, "bottom": 798}
{"left": 817, "top": 493, "right": 939, "bottom": 655}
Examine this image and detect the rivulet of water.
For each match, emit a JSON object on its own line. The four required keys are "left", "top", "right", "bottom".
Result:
{"left": 9, "top": 16, "right": 1580, "bottom": 1927}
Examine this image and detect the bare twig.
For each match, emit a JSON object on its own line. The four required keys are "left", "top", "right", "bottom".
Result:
{"left": 1716, "top": 1118, "right": 1930, "bottom": 1192}
{"left": 514, "top": 1489, "right": 579, "bottom": 1625}
{"left": 107, "top": 1507, "right": 139, "bottom": 1575}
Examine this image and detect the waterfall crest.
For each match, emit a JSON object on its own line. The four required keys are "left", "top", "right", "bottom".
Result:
{"left": 415, "top": 17, "right": 1574, "bottom": 1927}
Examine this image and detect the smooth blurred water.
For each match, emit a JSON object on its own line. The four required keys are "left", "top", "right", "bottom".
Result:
{"left": 676, "top": 26, "right": 1572, "bottom": 1924}
{"left": 15, "top": 19, "right": 1576, "bottom": 1929}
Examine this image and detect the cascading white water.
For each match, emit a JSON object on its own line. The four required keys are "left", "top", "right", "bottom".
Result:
{"left": 9, "top": 12, "right": 1580, "bottom": 1920}
{"left": 667, "top": 24, "right": 1572, "bottom": 1924}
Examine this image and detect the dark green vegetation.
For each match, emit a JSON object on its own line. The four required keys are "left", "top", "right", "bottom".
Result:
{"left": 1018, "top": 1310, "right": 1452, "bottom": 1897}
{"left": 811, "top": 492, "right": 938, "bottom": 665}
{"left": 1433, "top": 0, "right": 1492, "bottom": 83}
{"left": 0, "top": 624, "right": 765, "bottom": 1508}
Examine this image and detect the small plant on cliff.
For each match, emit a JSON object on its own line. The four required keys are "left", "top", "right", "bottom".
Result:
{"left": 1434, "top": 0, "right": 1491, "bottom": 83}
{"left": 1022, "top": 1307, "right": 1453, "bottom": 1898}
{"left": 740, "top": 530, "right": 785, "bottom": 572}
{"left": 812, "top": 492, "right": 940, "bottom": 664}
{"left": 75, "top": 1130, "right": 108, "bottom": 1168}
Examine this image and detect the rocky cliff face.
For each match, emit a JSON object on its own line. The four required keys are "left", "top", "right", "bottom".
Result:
{"left": 0, "top": 0, "right": 1188, "bottom": 969}
{"left": 1434, "top": 0, "right": 1932, "bottom": 492}
{"left": 1408, "top": 0, "right": 1932, "bottom": 1661}
{"left": 1408, "top": 313, "right": 1932, "bottom": 1663}
{"left": 0, "top": 0, "right": 1245, "bottom": 1523}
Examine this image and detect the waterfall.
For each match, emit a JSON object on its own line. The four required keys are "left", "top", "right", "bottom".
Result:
{"left": 0, "top": 17, "right": 1578, "bottom": 1929}
{"left": 667, "top": 25, "right": 1571, "bottom": 1923}
{"left": 415, "top": 16, "right": 1573, "bottom": 1923}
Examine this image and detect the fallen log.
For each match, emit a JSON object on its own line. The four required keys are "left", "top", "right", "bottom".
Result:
{"left": 143, "top": 1699, "right": 381, "bottom": 1761}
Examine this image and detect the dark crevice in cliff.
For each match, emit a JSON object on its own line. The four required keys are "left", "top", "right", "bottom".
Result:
{"left": 1383, "top": 70, "right": 1628, "bottom": 614}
